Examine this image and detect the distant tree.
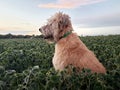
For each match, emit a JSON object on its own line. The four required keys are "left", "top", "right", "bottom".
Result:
{"left": 0, "top": 34, "right": 45, "bottom": 39}
{"left": 6, "top": 33, "right": 13, "bottom": 38}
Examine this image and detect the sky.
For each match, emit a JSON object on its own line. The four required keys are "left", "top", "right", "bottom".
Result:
{"left": 0, "top": 0, "right": 120, "bottom": 36}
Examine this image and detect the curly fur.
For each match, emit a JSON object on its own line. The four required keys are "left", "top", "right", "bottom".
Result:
{"left": 39, "top": 12, "right": 106, "bottom": 73}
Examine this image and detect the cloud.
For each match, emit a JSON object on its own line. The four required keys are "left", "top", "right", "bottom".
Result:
{"left": 0, "top": 24, "right": 41, "bottom": 35}
{"left": 0, "top": 30, "right": 32, "bottom": 35}
{"left": 0, "top": 26, "right": 30, "bottom": 31}
{"left": 38, "top": 0, "right": 106, "bottom": 9}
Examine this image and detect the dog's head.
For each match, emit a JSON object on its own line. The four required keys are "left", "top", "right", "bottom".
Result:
{"left": 39, "top": 12, "right": 73, "bottom": 42}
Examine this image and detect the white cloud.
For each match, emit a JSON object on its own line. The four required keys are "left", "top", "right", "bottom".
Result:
{"left": 38, "top": 0, "right": 106, "bottom": 9}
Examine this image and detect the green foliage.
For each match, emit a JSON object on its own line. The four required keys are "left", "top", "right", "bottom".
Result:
{"left": 0, "top": 35, "right": 120, "bottom": 90}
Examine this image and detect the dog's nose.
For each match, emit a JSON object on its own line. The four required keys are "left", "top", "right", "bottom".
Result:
{"left": 39, "top": 28, "right": 42, "bottom": 32}
{"left": 39, "top": 28, "right": 41, "bottom": 31}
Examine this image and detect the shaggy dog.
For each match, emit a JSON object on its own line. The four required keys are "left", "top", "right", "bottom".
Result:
{"left": 39, "top": 12, "right": 106, "bottom": 73}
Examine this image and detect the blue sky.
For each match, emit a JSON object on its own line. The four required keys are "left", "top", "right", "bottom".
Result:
{"left": 0, "top": 0, "right": 120, "bottom": 35}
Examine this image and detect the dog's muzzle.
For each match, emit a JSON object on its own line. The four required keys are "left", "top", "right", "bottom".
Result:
{"left": 44, "top": 35, "right": 53, "bottom": 39}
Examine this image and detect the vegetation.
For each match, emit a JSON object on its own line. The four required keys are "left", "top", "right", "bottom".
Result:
{"left": 0, "top": 35, "right": 120, "bottom": 90}
{"left": 0, "top": 33, "right": 43, "bottom": 39}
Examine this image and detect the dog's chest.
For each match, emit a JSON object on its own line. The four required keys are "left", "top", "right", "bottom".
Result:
{"left": 52, "top": 44, "right": 68, "bottom": 70}
{"left": 52, "top": 51, "right": 66, "bottom": 70}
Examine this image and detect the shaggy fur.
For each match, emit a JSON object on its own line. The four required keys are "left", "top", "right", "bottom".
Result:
{"left": 39, "top": 12, "right": 106, "bottom": 73}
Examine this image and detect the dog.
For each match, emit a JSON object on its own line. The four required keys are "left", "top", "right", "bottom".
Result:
{"left": 39, "top": 12, "right": 106, "bottom": 73}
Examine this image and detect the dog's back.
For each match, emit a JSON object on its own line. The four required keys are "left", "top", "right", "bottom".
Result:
{"left": 53, "top": 33, "right": 106, "bottom": 73}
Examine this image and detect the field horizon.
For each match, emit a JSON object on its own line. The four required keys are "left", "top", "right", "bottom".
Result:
{"left": 0, "top": 33, "right": 120, "bottom": 37}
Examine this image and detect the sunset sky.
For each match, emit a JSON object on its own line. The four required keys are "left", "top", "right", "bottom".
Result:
{"left": 0, "top": 0, "right": 120, "bottom": 36}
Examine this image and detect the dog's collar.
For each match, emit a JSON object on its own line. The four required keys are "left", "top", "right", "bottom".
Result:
{"left": 60, "top": 31, "right": 72, "bottom": 39}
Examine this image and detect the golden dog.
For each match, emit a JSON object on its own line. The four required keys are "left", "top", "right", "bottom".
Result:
{"left": 39, "top": 12, "right": 106, "bottom": 73}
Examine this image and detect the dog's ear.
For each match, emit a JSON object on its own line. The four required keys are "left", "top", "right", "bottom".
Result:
{"left": 53, "top": 13, "right": 71, "bottom": 42}
{"left": 53, "top": 21, "right": 63, "bottom": 42}
{"left": 62, "top": 17, "right": 69, "bottom": 28}
{"left": 58, "top": 17, "right": 69, "bottom": 31}
{"left": 53, "top": 29, "right": 59, "bottom": 42}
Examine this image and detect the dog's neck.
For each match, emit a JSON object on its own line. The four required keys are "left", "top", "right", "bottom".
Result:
{"left": 60, "top": 31, "right": 72, "bottom": 39}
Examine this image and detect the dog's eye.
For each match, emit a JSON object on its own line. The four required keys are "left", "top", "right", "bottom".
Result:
{"left": 60, "top": 29, "right": 62, "bottom": 33}
{"left": 59, "top": 21, "right": 62, "bottom": 24}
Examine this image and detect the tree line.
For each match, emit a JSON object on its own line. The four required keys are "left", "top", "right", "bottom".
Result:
{"left": 0, "top": 33, "right": 43, "bottom": 39}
